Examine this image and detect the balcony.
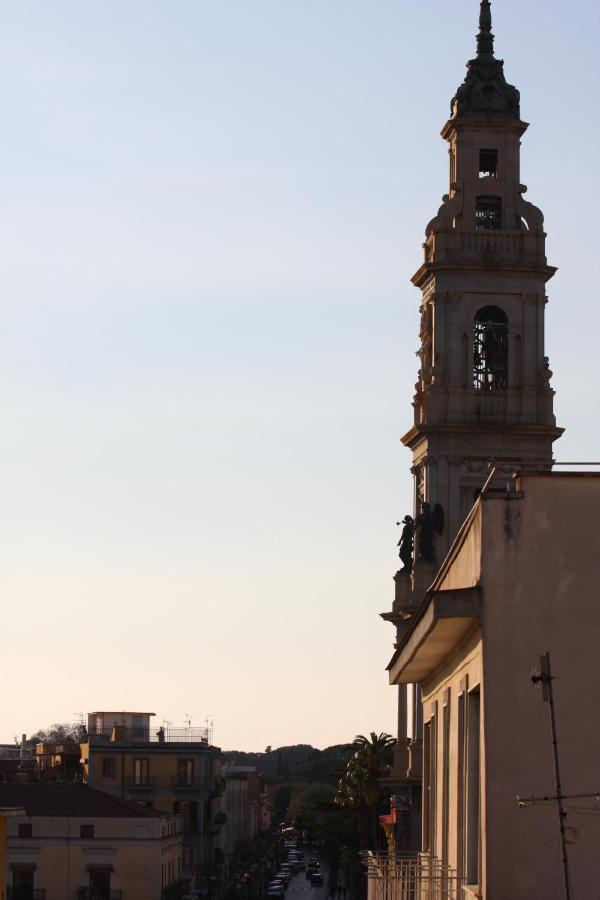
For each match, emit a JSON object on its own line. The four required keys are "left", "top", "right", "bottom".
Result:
{"left": 364, "top": 852, "right": 462, "bottom": 900}
{"left": 77, "top": 890, "right": 122, "bottom": 900}
{"left": 7, "top": 891, "right": 45, "bottom": 900}
{"left": 124, "top": 777, "right": 157, "bottom": 791}
{"left": 171, "top": 775, "right": 204, "bottom": 790}
{"left": 420, "top": 226, "right": 548, "bottom": 272}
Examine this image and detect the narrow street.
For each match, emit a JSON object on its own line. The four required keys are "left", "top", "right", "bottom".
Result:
{"left": 285, "top": 862, "right": 329, "bottom": 900}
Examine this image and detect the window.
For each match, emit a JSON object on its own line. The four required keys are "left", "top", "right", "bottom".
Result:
{"left": 479, "top": 149, "right": 498, "bottom": 178}
{"left": 441, "top": 692, "right": 450, "bottom": 867}
{"left": 80, "top": 824, "right": 95, "bottom": 839}
{"left": 465, "top": 688, "right": 481, "bottom": 887}
{"left": 12, "top": 866, "right": 34, "bottom": 893}
{"left": 89, "top": 866, "right": 111, "bottom": 900}
{"left": 457, "top": 688, "right": 466, "bottom": 881}
{"left": 177, "top": 758, "right": 194, "bottom": 787}
{"left": 131, "top": 714, "right": 145, "bottom": 739}
{"left": 475, "top": 195, "right": 502, "bottom": 230}
{"left": 473, "top": 306, "right": 508, "bottom": 390}
{"left": 430, "top": 706, "right": 438, "bottom": 857}
{"left": 134, "top": 757, "right": 150, "bottom": 786}
{"left": 17, "top": 823, "right": 32, "bottom": 838}
{"left": 102, "top": 757, "right": 116, "bottom": 778}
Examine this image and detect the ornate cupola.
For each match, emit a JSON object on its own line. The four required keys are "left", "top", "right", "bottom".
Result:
{"left": 404, "top": 0, "right": 563, "bottom": 560}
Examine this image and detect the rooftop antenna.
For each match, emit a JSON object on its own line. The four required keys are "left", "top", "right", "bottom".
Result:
{"left": 519, "top": 653, "right": 572, "bottom": 900}
{"left": 205, "top": 715, "right": 215, "bottom": 744}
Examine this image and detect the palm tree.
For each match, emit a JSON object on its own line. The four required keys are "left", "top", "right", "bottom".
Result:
{"left": 335, "top": 732, "right": 395, "bottom": 850}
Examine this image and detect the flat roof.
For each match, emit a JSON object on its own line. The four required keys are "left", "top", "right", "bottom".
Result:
{"left": 88, "top": 711, "right": 156, "bottom": 716}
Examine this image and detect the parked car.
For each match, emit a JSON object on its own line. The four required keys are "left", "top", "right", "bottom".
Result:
{"left": 311, "top": 873, "right": 324, "bottom": 888}
{"left": 268, "top": 889, "right": 284, "bottom": 898}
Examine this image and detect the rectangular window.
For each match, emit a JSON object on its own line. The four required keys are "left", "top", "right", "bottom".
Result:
{"left": 479, "top": 149, "right": 498, "bottom": 178}
{"left": 441, "top": 692, "right": 451, "bottom": 867}
{"left": 102, "top": 757, "right": 116, "bottom": 778}
{"left": 80, "top": 824, "right": 95, "bottom": 839}
{"left": 177, "top": 758, "right": 194, "bottom": 786}
{"left": 17, "top": 823, "right": 32, "bottom": 838}
{"left": 457, "top": 689, "right": 466, "bottom": 881}
{"left": 430, "top": 705, "right": 438, "bottom": 857}
{"left": 89, "top": 867, "right": 111, "bottom": 895}
{"left": 12, "top": 867, "right": 34, "bottom": 890}
{"left": 134, "top": 757, "right": 150, "bottom": 786}
{"left": 131, "top": 714, "right": 145, "bottom": 739}
{"left": 465, "top": 687, "right": 481, "bottom": 886}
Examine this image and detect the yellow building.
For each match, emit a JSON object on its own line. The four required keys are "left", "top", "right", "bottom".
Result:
{"left": 82, "top": 711, "right": 223, "bottom": 885}
{"left": 0, "top": 783, "right": 182, "bottom": 900}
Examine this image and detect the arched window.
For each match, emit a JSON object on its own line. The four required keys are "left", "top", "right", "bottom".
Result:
{"left": 475, "top": 196, "right": 502, "bottom": 230}
{"left": 473, "top": 306, "right": 508, "bottom": 390}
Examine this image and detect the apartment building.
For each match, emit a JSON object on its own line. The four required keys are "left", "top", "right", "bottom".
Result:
{"left": 81, "top": 711, "right": 223, "bottom": 883}
{"left": 0, "top": 783, "right": 182, "bottom": 900}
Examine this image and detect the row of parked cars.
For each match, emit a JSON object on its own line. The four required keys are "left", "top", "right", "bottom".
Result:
{"left": 267, "top": 845, "right": 323, "bottom": 897}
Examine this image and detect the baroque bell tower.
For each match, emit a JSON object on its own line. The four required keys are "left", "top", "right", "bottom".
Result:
{"left": 406, "top": 0, "right": 562, "bottom": 560}
{"left": 382, "top": 0, "right": 562, "bottom": 846}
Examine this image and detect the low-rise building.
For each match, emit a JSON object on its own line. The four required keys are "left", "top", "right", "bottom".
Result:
{"left": 0, "top": 783, "right": 182, "bottom": 900}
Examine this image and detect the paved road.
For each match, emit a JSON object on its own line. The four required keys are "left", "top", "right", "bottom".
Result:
{"left": 285, "top": 861, "right": 328, "bottom": 900}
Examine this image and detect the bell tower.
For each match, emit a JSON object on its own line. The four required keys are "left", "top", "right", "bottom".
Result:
{"left": 381, "top": 0, "right": 563, "bottom": 849}
{"left": 405, "top": 0, "right": 563, "bottom": 560}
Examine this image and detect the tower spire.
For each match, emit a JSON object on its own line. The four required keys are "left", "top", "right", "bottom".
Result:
{"left": 476, "top": 0, "right": 494, "bottom": 58}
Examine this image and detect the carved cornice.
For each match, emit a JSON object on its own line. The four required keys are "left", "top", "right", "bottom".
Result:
{"left": 412, "top": 258, "right": 557, "bottom": 289}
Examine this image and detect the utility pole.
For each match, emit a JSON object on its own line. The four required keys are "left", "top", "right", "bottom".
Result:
{"left": 529, "top": 652, "right": 572, "bottom": 900}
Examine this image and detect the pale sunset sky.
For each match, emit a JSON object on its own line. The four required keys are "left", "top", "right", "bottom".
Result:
{"left": 2, "top": 1, "right": 599, "bottom": 750}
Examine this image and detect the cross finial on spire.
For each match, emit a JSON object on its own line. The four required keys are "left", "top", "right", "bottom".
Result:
{"left": 477, "top": 0, "right": 495, "bottom": 58}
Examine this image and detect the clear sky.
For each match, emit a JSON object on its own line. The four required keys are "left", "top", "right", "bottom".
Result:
{"left": 1, "top": 1, "right": 599, "bottom": 751}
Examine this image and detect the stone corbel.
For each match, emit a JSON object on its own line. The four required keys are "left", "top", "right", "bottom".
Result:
{"left": 517, "top": 185, "right": 544, "bottom": 232}
{"left": 425, "top": 186, "right": 464, "bottom": 237}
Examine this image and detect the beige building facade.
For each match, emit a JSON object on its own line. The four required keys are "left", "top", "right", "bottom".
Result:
{"left": 387, "top": 473, "right": 600, "bottom": 898}
{"left": 0, "top": 783, "right": 182, "bottom": 900}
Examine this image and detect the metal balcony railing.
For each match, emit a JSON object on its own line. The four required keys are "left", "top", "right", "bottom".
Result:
{"left": 124, "top": 776, "right": 157, "bottom": 790}
{"left": 170, "top": 775, "right": 204, "bottom": 790}
{"left": 7, "top": 890, "right": 46, "bottom": 900}
{"left": 86, "top": 725, "right": 210, "bottom": 744}
{"left": 363, "top": 852, "right": 462, "bottom": 900}
{"left": 77, "top": 890, "right": 122, "bottom": 900}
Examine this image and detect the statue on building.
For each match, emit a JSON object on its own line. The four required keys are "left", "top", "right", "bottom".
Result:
{"left": 415, "top": 502, "right": 435, "bottom": 562}
{"left": 396, "top": 516, "right": 414, "bottom": 574}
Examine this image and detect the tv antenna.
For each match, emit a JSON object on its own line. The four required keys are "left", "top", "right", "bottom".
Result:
{"left": 205, "top": 715, "right": 215, "bottom": 744}
{"left": 517, "top": 653, "right": 580, "bottom": 900}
